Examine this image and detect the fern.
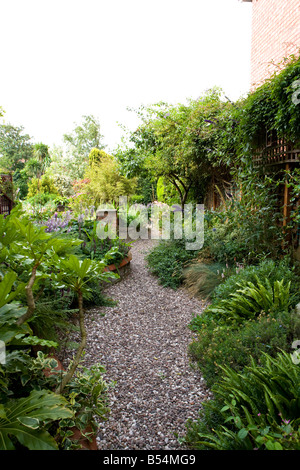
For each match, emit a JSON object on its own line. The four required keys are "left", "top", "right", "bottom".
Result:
{"left": 206, "top": 279, "right": 291, "bottom": 323}
{"left": 184, "top": 351, "right": 300, "bottom": 450}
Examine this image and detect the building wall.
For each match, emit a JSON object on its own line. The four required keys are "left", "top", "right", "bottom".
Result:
{"left": 250, "top": 0, "right": 300, "bottom": 88}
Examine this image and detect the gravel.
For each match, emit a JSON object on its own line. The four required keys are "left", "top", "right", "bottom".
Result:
{"left": 62, "top": 238, "right": 212, "bottom": 450}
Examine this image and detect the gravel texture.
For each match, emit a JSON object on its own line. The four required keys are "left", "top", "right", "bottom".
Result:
{"left": 62, "top": 238, "right": 212, "bottom": 450}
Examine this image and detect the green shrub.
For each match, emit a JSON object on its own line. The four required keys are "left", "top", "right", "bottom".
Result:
{"left": 27, "top": 175, "right": 59, "bottom": 198}
{"left": 212, "top": 259, "right": 300, "bottom": 307}
{"left": 184, "top": 351, "right": 300, "bottom": 450}
{"left": 27, "top": 192, "right": 58, "bottom": 206}
{"left": 0, "top": 388, "right": 73, "bottom": 450}
{"left": 146, "top": 238, "right": 199, "bottom": 289}
{"left": 54, "top": 363, "right": 111, "bottom": 450}
{"left": 205, "top": 225, "right": 251, "bottom": 264}
{"left": 189, "top": 309, "right": 300, "bottom": 387}
{"left": 205, "top": 278, "right": 291, "bottom": 323}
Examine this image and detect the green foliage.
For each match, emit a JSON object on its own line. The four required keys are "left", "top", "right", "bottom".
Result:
{"left": 203, "top": 170, "right": 286, "bottom": 264}
{"left": 146, "top": 238, "right": 199, "bottom": 289}
{"left": 183, "top": 262, "right": 227, "bottom": 300}
{"left": 63, "top": 115, "right": 104, "bottom": 162}
{"left": 184, "top": 351, "right": 300, "bottom": 450}
{"left": 56, "top": 363, "right": 111, "bottom": 449}
{"left": 188, "top": 259, "right": 300, "bottom": 386}
{"left": 189, "top": 309, "right": 300, "bottom": 387}
{"left": 20, "top": 157, "right": 43, "bottom": 180}
{"left": 84, "top": 151, "right": 137, "bottom": 205}
{"left": 0, "top": 209, "right": 114, "bottom": 448}
{"left": 239, "top": 55, "right": 300, "bottom": 147}
{"left": 212, "top": 258, "right": 300, "bottom": 306}
{"left": 46, "top": 145, "right": 82, "bottom": 193}
{"left": 287, "top": 167, "right": 300, "bottom": 230}
{"left": 119, "top": 89, "right": 234, "bottom": 207}
{"left": 56, "top": 253, "right": 118, "bottom": 300}
{"left": 27, "top": 174, "right": 59, "bottom": 198}
{"left": 0, "top": 124, "right": 33, "bottom": 172}
{"left": 75, "top": 219, "right": 131, "bottom": 266}
{"left": 88, "top": 147, "right": 106, "bottom": 165}
{"left": 0, "top": 126, "right": 52, "bottom": 200}
{"left": 156, "top": 176, "right": 180, "bottom": 205}
{"left": 0, "top": 389, "right": 73, "bottom": 450}
{"left": 205, "top": 278, "right": 291, "bottom": 323}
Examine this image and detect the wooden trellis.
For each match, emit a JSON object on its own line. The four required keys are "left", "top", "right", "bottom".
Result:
{"left": 252, "top": 131, "right": 300, "bottom": 249}
{"left": 0, "top": 173, "right": 14, "bottom": 216}
{"left": 252, "top": 134, "right": 300, "bottom": 167}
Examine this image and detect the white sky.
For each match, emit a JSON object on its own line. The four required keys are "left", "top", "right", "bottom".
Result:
{"left": 0, "top": 0, "right": 252, "bottom": 153}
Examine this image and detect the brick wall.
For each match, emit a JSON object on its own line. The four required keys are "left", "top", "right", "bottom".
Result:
{"left": 250, "top": 0, "right": 300, "bottom": 88}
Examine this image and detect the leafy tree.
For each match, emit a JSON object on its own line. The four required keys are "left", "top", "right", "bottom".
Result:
{"left": 45, "top": 115, "right": 105, "bottom": 188}
{"left": 20, "top": 158, "right": 43, "bottom": 180}
{"left": 115, "top": 145, "right": 156, "bottom": 205}
{"left": 33, "top": 143, "right": 51, "bottom": 174}
{"left": 27, "top": 174, "right": 59, "bottom": 199}
{"left": 46, "top": 144, "right": 81, "bottom": 195}
{"left": 118, "top": 89, "right": 235, "bottom": 209}
{"left": 63, "top": 114, "right": 105, "bottom": 162}
{"left": 0, "top": 124, "right": 33, "bottom": 172}
{"left": 84, "top": 150, "right": 137, "bottom": 205}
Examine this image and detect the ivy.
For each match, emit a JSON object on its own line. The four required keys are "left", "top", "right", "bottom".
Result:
{"left": 238, "top": 54, "right": 300, "bottom": 150}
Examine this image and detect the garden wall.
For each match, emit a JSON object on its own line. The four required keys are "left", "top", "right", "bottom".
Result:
{"left": 249, "top": 0, "right": 300, "bottom": 88}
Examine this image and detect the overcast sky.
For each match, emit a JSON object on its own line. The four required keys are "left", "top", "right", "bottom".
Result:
{"left": 0, "top": 0, "right": 252, "bottom": 153}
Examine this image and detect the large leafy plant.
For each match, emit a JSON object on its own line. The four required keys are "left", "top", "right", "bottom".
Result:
{"left": 54, "top": 253, "right": 118, "bottom": 393}
{"left": 184, "top": 351, "right": 300, "bottom": 450}
{"left": 0, "top": 210, "right": 115, "bottom": 449}
{"left": 0, "top": 389, "right": 73, "bottom": 450}
{"left": 205, "top": 278, "right": 291, "bottom": 323}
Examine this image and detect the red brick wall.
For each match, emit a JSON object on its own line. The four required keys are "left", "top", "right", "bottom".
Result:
{"left": 250, "top": 0, "right": 300, "bottom": 88}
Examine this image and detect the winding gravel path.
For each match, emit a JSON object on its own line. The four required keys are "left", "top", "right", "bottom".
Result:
{"left": 65, "top": 239, "right": 212, "bottom": 450}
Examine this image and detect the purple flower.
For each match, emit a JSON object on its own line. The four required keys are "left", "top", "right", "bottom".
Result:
{"left": 78, "top": 214, "right": 84, "bottom": 224}
{"left": 42, "top": 211, "right": 72, "bottom": 233}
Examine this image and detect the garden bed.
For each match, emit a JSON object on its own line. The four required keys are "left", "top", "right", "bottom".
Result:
{"left": 44, "top": 355, "right": 98, "bottom": 451}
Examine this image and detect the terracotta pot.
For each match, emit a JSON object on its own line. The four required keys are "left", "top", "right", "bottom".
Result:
{"left": 43, "top": 355, "right": 64, "bottom": 377}
{"left": 69, "top": 425, "right": 98, "bottom": 450}
{"left": 104, "top": 251, "right": 132, "bottom": 272}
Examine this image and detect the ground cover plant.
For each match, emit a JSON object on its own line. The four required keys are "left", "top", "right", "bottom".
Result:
{"left": 187, "top": 257, "right": 300, "bottom": 380}
{"left": 183, "top": 351, "right": 300, "bottom": 450}
{"left": 146, "top": 236, "right": 200, "bottom": 289}
{"left": 185, "top": 256, "right": 300, "bottom": 449}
